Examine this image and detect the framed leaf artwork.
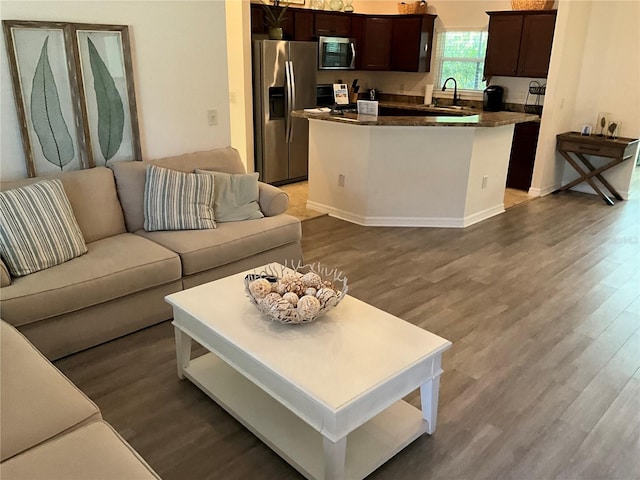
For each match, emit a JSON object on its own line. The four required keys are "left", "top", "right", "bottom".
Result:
{"left": 2, "top": 21, "right": 88, "bottom": 176}
{"left": 72, "top": 24, "right": 142, "bottom": 166}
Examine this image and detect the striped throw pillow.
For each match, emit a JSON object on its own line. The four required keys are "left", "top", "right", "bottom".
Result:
{"left": 144, "top": 165, "right": 216, "bottom": 231}
{"left": 0, "top": 179, "right": 88, "bottom": 277}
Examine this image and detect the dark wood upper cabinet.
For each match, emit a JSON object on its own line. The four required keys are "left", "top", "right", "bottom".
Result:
{"left": 314, "top": 12, "right": 352, "bottom": 37}
{"left": 358, "top": 17, "right": 393, "bottom": 70}
{"left": 484, "top": 10, "right": 556, "bottom": 79}
{"left": 293, "top": 10, "right": 315, "bottom": 41}
{"left": 390, "top": 15, "right": 435, "bottom": 72}
{"left": 249, "top": 5, "right": 437, "bottom": 72}
{"left": 517, "top": 13, "right": 556, "bottom": 77}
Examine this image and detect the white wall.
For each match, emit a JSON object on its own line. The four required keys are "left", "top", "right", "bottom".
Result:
{"left": 226, "top": 0, "right": 254, "bottom": 171}
{"left": 531, "top": 0, "right": 639, "bottom": 197}
{"left": 1, "top": 1, "right": 231, "bottom": 180}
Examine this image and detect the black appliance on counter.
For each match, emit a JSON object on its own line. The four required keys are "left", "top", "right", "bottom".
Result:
{"left": 316, "top": 84, "right": 335, "bottom": 107}
{"left": 483, "top": 85, "right": 504, "bottom": 112}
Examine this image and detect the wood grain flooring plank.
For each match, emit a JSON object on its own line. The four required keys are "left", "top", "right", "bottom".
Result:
{"left": 560, "top": 331, "right": 640, "bottom": 433}
{"left": 53, "top": 170, "right": 640, "bottom": 480}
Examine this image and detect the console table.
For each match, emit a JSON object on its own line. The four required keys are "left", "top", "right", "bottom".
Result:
{"left": 555, "top": 132, "right": 639, "bottom": 205}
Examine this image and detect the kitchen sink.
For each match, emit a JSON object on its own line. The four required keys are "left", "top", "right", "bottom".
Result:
{"left": 378, "top": 106, "right": 476, "bottom": 117}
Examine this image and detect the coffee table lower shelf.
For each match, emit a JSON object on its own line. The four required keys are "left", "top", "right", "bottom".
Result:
{"left": 184, "top": 353, "right": 428, "bottom": 480}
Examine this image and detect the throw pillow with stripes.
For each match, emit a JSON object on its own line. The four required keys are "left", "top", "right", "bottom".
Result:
{"left": 144, "top": 165, "right": 216, "bottom": 231}
{"left": 0, "top": 179, "right": 88, "bottom": 277}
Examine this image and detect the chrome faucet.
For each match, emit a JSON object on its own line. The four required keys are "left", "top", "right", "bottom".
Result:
{"left": 442, "top": 77, "right": 459, "bottom": 106}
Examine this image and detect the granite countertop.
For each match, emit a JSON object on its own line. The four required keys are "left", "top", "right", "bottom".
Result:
{"left": 293, "top": 102, "right": 539, "bottom": 127}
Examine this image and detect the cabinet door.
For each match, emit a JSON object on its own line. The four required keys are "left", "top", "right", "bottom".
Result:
{"left": 294, "top": 10, "right": 315, "bottom": 41}
{"left": 517, "top": 13, "right": 556, "bottom": 77}
{"left": 251, "top": 4, "right": 265, "bottom": 35}
{"left": 506, "top": 121, "right": 540, "bottom": 190}
{"left": 390, "top": 15, "right": 435, "bottom": 72}
{"left": 315, "top": 13, "right": 352, "bottom": 37}
{"left": 360, "top": 17, "right": 393, "bottom": 70}
{"left": 391, "top": 17, "right": 422, "bottom": 71}
{"left": 484, "top": 14, "right": 523, "bottom": 77}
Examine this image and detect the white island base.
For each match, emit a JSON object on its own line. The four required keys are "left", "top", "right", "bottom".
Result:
{"left": 307, "top": 119, "right": 517, "bottom": 228}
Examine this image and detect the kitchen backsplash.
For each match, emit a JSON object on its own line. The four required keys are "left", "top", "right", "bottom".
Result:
{"left": 317, "top": 71, "right": 547, "bottom": 107}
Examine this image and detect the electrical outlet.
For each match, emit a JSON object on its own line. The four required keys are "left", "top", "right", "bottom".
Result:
{"left": 207, "top": 109, "right": 217, "bottom": 126}
{"left": 338, "top": 174, "right": 345, "bottom": 187}
{"left": 482, "top": 175, "right": 488, "bottom": 189}
{"left": 229, "top": 92, "right": 236, "bottom": 104}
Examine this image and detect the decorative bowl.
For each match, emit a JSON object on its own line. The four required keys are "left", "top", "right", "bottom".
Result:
{"left": 244, "top": 262, "right": 348, "bottom": 324}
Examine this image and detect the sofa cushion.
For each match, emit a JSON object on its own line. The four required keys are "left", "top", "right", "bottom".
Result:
{"left": 0, "top": 421, "right": 160, "bottom": 479}
{"left": 0, "top": 321, "right": 101, "bottom": 462}
{"left": 111, "top": 147, "right": 246, "bottom": 232}
{"left": 144, "top": 165, "right": 216, "bottom": 231}
{"left": 1, "top": 258, "right": 12, "bottom": 286}
{"left": 136, "top": 214, "right": 301, "bottom": 276}
{"left": 0, "top": 167, "right": 127, "bottom": 243}
{"left": 258, "top": 182, "right": 289, "bottom": 216}
{"left": 0, "top": 233, "right": 181, "bottom": 326}
{"left": 0, "top": 180, "right": 87, "bottom": 277}
{"left": 196, "top": 169, "right": 264, "bottom": 222}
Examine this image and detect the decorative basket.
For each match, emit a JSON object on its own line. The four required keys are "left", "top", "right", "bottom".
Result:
{"left": 397, "top": 1, "right": 427, "bottom": 14}
{"left": 244, "top": 262, "right": 348, "bottom": 325}
{"left": 511, "top": 0, "right": 554, "bottom": 10}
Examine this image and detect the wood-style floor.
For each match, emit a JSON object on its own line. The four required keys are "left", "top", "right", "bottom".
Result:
{"left": 56, "top": 171, "right": 640, "bottom": 480}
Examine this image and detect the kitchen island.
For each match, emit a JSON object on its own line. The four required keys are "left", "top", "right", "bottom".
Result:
{"left": 293, "top": 105, "right": 537, "bottom": 228}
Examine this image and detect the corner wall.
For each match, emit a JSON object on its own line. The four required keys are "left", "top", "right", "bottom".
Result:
{"left": 1, "top": 1, "right": 231, "bottom": 180}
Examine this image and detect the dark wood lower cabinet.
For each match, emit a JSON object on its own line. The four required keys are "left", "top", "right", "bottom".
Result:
{"left": 506, "top": 121, "right": 541, "bottom": 191}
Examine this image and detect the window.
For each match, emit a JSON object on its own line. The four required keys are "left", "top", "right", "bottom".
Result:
{"left": 435, "top": 30, "right": 488, "bottom": 92}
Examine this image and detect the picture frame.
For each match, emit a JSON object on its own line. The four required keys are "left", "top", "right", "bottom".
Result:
{"left": 2, "top": 20, "right": 88, "bottom": 177}
{"left": 71, "top": 24, "right": 142, "bottom": 166}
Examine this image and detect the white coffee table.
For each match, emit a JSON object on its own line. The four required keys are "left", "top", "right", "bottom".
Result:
{"left": 165, "top": 264, "right": 451, "bottom": 480}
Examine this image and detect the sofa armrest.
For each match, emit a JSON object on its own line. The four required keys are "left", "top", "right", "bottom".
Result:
{"left": 258, "top": 182, "right": 289, "bottom": 216}
{"left": 1, "top": 259, "right": 11, "bottom": 287}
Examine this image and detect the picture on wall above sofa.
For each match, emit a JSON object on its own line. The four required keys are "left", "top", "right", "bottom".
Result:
{"left": 2, "top": 20, "right": 142, "bottom": 177}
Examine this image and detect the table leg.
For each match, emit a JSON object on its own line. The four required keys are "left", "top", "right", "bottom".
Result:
{"left": 420, "top": 356, "right": 443, "bottom": 435}
{"left": 323, "top": 435, "right": 347, "bottom": 480}
{"left": 559, "top": 151, "right": 614, "bottom": 205}
{"left": 174, "top": 327, "right": 192, "bottom": 380}
{"left": 576, "top": 153, "right": 624, "bottom": 200}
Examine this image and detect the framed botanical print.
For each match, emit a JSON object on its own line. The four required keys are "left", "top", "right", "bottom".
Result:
{"left": 2, "top": 20, "right": 88, "bottom": 176}
{"left": 71, "top": 24, "right": 142, "bottom": 166}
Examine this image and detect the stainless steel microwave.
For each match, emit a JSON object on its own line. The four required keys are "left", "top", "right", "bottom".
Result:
{"left": 318, "top": 36, "right": 356, "bottom": 70}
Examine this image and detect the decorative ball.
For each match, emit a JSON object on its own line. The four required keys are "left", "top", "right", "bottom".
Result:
{"left": 249, "top": 278, "right": 272, "bottom": 299}
{"left": 274, "top": 281, "right": 288, "bottom": 295}
{"left": 304, "top": 287, "right": 317, "bottom": 297}
{"left": 297, "top": 295, "right": 321, "bottom": 320}
{"left": 283, "top": 292, "right": 299, "bottom": 306}
{"left": 301, "top": 272, "right": 323, "bottom": 289}
{"left": 316, "top": 287, "right": 338, "bottom": 308}
{"left": 260, "top": 292, "right": 282, "bottom": 308}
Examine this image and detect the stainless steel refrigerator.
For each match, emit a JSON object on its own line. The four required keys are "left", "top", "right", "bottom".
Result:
{"left": 253, "top": 40, "right": 317, "bottom": 185}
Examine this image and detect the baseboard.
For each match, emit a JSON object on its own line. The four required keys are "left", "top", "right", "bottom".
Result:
{"left": 462, "top": 204, "right": 505, "bottom": 227}
{"left": 529, "top": 184, "right": 559, "bottom": 197}
{"left": 306, "top": 201, "right": 505, "bottom": 228}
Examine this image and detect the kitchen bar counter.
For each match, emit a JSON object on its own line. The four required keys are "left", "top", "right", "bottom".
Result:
{"left": 292, "top": 105, "right": 538, "bottom": 127}
{"left": 298, "top": 103, "right": 537, "bottom": 228}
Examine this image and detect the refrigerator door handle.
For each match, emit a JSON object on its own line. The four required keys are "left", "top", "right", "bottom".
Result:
{"left": 288, "top": 61, "right": 296, "bottom": 143}
{"left": 284, "top": 60, "right": 291, "bottom": 144}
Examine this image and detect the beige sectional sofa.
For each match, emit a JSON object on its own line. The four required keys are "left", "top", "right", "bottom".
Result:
{"left": 0, "top": 147, "right": 303, "bottom": 360}
{"left": 0, "top": 319, "right": 159, "bottom": 479}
